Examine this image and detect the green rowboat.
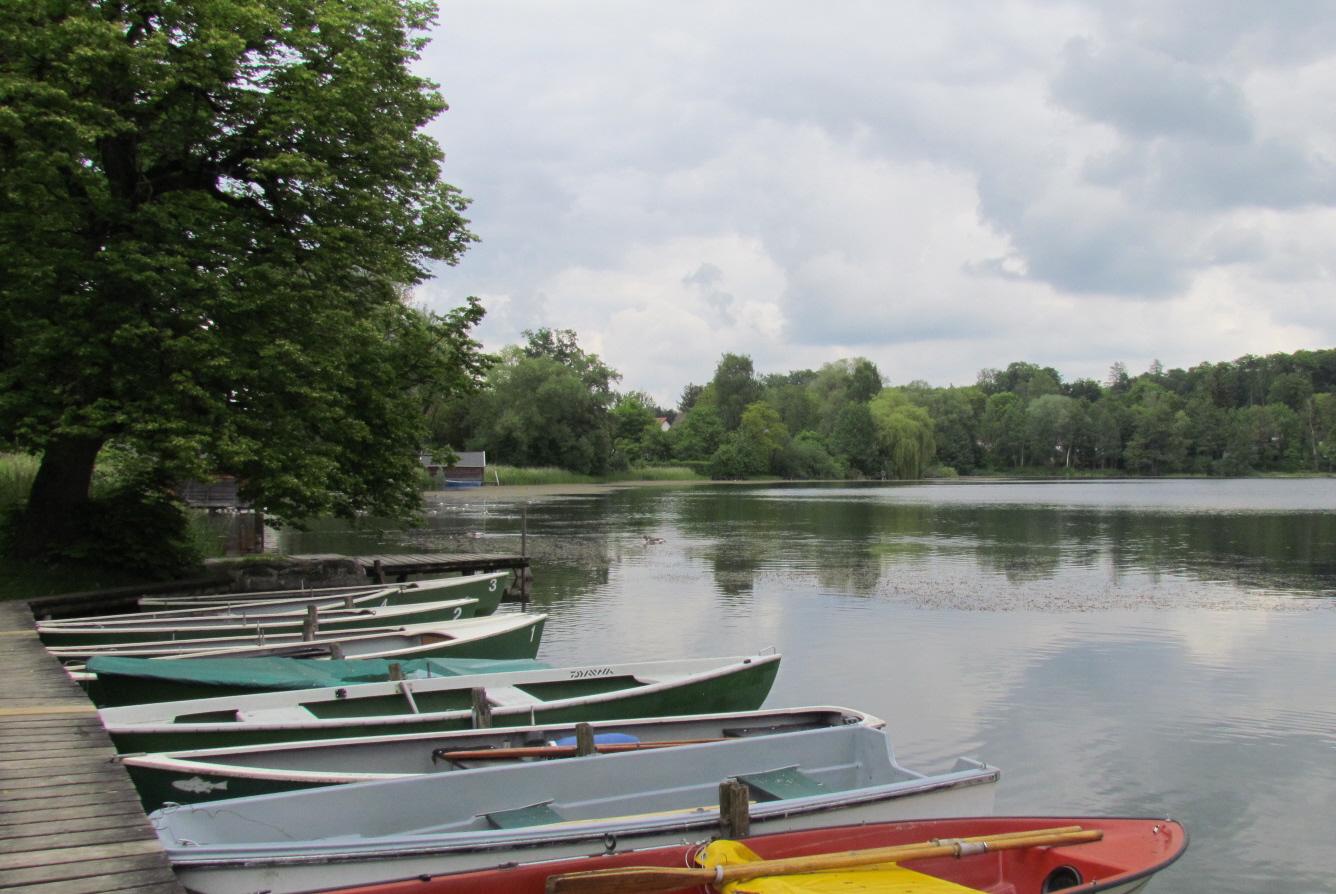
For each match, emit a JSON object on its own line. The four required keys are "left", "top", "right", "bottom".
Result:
{"left": 85, "top": 655, "right": 551, "bottom": 706}
{"left": 37, "top": 596, "right": 481, "bottom": 647}
{"left": 50, "top": 612, "right": 547, "bottom": 669}
{"left": 135, "top": 571, "right": 512, "bottom": 616}
{"left": 100, "top": 652, "right": 781, "bottom": 753}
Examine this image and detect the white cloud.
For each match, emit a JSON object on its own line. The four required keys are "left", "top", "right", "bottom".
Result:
{"left": 418, "top": 1, "right": 1336, "bottom": 402}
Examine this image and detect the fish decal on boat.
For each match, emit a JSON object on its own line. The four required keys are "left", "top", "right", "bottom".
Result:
{"left": 172, "top": 777, "right": 229, "bottom": 794}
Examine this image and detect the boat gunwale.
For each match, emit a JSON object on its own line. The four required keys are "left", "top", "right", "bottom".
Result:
{"left": 52, "top": 613, "right": 547, "bottom": 662}
{"left": 137, "top": 572, "right": 513, "bottom": 608}
{"left": 117, "top": 705, "right": 886, "bottom": 783}
{"left": 102, "top": 653, "right": 781, "bottom": 736}
{"left": 157, "top": 755, "right": 1001, "bottom": 866}
{"left": 266, "top": 816, "right": 1187, "bottom": 894}
{"left": 36, "top": 597, "right": 482, "bottom": 639}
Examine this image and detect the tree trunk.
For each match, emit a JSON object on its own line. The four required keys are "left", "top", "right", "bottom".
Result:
{"left": 11, "top": 435, "right": 105, "bottom": 558}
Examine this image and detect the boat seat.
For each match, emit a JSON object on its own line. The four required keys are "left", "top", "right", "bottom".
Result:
{"left": 236, "top": 707, "right": 316, "bottom": 723}
{"left": 734, "top": 766, "right": 831, "bottom": 801}
{"left": 484, "top": 686, "right": 545, "bottom": 708}
{"left": 482, "top": 801, "right": 565, "bottom": 829}
{"left": 722, "top": 720, "right": 827, "bottom": 738}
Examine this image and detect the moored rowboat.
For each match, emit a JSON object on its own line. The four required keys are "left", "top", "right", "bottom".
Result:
{"left": 101, "top": 652, "right": 781, "bottom": 753}
{"left": 118, "top": 704, "right": 883, "bottom": 809}
{"left": 135, "top": 571, "right": 512, "bottom": 615}
{"left": 37, "top": 596, "right": 482, "bottom": 647}
{"left": 312, "top": 816, "right": 1184, "bottom": 894}
{"left": 41, "top": 573, "right": 510, "bottom": 633}
{"left": 51, "top": 612, "right": 547, "bottom": 671}
{"left": 151, "top": 723, "right": 1000, "bottom": 894}
{"left": 85, "top": 654, "right": 551, "bottom": 706}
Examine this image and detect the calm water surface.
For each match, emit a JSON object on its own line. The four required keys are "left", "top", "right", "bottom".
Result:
{"left": 277, "top": 478, "right": 1336, "bottom": 894}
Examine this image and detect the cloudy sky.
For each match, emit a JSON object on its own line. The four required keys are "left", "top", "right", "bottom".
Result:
{"left": 413, "top": 1, "right": 1336, "bottom": 408}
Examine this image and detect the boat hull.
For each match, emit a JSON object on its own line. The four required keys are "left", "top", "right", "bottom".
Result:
{"left": 292, "top": 816, "right": 1187, "bottom": 894}
{"left": 38, "top": 597, "right": 482, "bottom": 647}
{"left": 138, "top": 572, "right": 511, "bottom": 615}
{"left": 103, "top": 653, "right": 780, "bottom": 753}
{"left": 52, "top": 613, "right": 546, "bottom": 669}
{"left": 87, "top": 655, "right": 552, "bottom": 707}
{"left": 154, "top": 725, "right": 1001, "bottom": 894}
{"left": 120, "top": 705, "right": 883, "bottom": 810}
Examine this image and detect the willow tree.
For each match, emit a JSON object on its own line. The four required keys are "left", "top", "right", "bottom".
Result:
{"left": 870, "top": 390, "right": 936, "bottom": 479}
{"left": 0, "top": 0, "right": 487, "bottom": 566}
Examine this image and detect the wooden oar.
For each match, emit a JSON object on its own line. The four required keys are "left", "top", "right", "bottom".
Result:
{"left": 433, "top": 738, "right": 728, "bottom": 761}
{"left": 544, "top": 826, "right": 1100, "bottom": 894}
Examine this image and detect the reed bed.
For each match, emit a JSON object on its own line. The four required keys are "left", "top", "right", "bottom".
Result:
{"left": 0, "top": 453, "right": 39, "bottom": 510}
{"left": 481, "top": 465, "right": 704, "bottom": 486}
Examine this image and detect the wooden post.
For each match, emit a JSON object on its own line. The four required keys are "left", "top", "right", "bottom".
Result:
{"left": 372, "top": 559, "right": 386, "bottom": 585}
{"left": 303, "top": 605, "right": 317, "bottom": 641}
{"left": 521, "top": 508, "right": 531, "bottom": 607}
{"left": 388, "top": 663, "right": 404, "bottom": 681}
{"left": 574, "top": 723, "right": 596, "bottom": 756}
{"left": 328, "top": 642, "right": 344, "bottom": 660}
{"left": 719, "top": 779, "right": 751, "bottom": 839}
{"left": 471, "top": 688, "right": 492, "bottom": 729}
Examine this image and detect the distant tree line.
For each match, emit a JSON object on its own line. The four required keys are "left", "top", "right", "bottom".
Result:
{"left": 432, "top": 335, "right": 1336, "bottom": 479}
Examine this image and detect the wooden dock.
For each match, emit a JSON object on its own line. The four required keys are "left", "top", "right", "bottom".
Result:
{"left": 0, "top": 600, "right": 184, "bottom": 894}
{"left": 343, "top": 552, "right": 531, "bottom": 584}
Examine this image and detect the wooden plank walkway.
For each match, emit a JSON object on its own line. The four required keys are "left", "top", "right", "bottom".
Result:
{"left": 294, "top": 552, "right": 531, "bottom": 583}
{"left": 0, "top": 601, "right": 184, "bottom": 894}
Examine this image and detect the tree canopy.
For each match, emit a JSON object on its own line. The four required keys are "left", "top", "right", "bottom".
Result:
{"left": 0, "top": 0, "right": 488, "bottom": 567}
{"left": 437, "top": 329, "right": 622, "bottom": 475}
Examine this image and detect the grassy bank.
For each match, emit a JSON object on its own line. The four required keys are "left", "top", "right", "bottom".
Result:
{"left": 482, "top": 465, "right": 706, "bottom": 486}
{"left": 0, "top": 453, "right": 38, "bottom": 508}
{"left": 0, "top": 453, "right": 213, "bottom": 601}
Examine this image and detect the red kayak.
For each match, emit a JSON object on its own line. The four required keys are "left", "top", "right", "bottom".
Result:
{"left": 315, "top": 815, "right": 1187, "bottom": 894}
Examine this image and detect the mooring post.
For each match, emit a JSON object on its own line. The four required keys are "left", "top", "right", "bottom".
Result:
{"left": 574, "top": 722, "right": 596, "bottom": 756}
{"left": 471, "top": 687, "right": 492, "bottom": 729}
{"left": 521, "top": 506, "right": 531, "bottom": 606}
{"left": 719, "top": 779, "right": 751, "bottom": 838}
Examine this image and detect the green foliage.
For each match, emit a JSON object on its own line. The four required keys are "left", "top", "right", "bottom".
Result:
{"left": 980, "top": 392, "right": 1026, "bottom": 469}
{"left": 710, "top": 354, "right": 763, "bottom": 430}
{"left": 736, "top": 401, "right": 789, "bottom": 473}
{"left": 0, "top": 454, "right": 38, "bottom": 510}
{"left": 458, "top": 339, "right": 1336, "bottom": 485}
{"left": 848, "top": 358, "right": 884, "bottom": 402}
{"left": 830, "top": 402, "right": 881, "bottom": 476}
{"left": 0, "top": 0, "right": 490, "bottom": 565}
{"left": 708, "top": 439, "right": 753, "bottom": 480}
{"left": 869, "top": 390, "right": 936, "bottom": 479}
{"left": 779, "top": 432, "right": 844, "bottom": 479}
{"left": 447, "top": 331, "right": 618, "bottom": 475}
{"left": 669, "top": 397, "right": 726, "bottom": 461}
{"left": 611, "top": 392, "right": 669, "bottom": 466}
{"left": 2, "top": 474, "right": 201, "bottom": 579}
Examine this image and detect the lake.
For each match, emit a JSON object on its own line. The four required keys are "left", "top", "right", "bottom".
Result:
{"left": 276, "top": 478, "right": 1336, "bottom": 894}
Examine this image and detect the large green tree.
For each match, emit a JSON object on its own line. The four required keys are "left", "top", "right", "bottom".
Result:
{"left": 0, "top": 0, "right": 487, "bottom": 563}
{"left": 459, "top": 329, "right": 619, "bottom": 475}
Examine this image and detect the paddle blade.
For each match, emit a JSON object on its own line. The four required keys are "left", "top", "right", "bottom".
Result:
{"left": 545, "top": 866, "right": 708, "bottom": 894}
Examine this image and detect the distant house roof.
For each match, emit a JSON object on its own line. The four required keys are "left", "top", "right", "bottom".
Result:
{"left": 420, "top": 451, "right": 486, "bottom": 484}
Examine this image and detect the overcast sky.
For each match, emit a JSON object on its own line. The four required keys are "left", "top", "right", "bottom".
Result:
{"left": 413, "top": 1, "right": 1336, "bottom": 408}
